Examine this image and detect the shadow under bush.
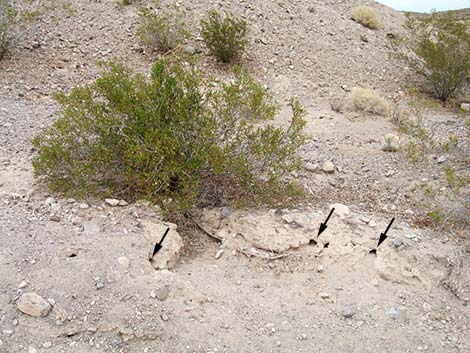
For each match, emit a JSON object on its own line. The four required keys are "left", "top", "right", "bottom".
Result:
{"left": 32, "top": 59, "right": 306, "bottom": 212}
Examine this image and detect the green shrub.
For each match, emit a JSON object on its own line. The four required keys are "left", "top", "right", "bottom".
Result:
{"left": 351, "top": 6, "right": 380, "bottom": 30}
{"left": 136, "top": 7, "right": 189, "bottom": 53}
{"left": 405, "top": 13, "right": 470, "bottom": 101}
{"left": 0, "top": 0, "right": 15, "bottom": 60}
{"left": 32, "top": 59, "right": 306, "bottom": 211}
{"left": 200, "top": 10, "right": 248, "bottom": 63}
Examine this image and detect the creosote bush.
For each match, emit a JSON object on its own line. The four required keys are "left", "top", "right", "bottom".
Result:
{"left": 348, "top": 87, "right": 390, "bottom": 116}
{"left": 351, "top": 6, "right": 380, "bottom": 30}
{"left": 404, "top": 13, "right": 470, "bottom": 101}
{"left": 136, "top": 7, "right": 189, "bottom": 53}
{"left": 200, "top": 10, "right": 247, "bottom": 63}
{"left": 32, "top": 59, "right": 306, "bottom": 212}
{"left": 0, "top": 0, "right": 15, "bottom": 60}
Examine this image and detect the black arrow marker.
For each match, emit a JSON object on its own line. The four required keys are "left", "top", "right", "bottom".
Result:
{"left": 318, "top": 208, "right": 335, "bottom": 237}
{"left": 152, "top": 227, "right": 170, "bottom": 257}
{"left": 377, "top": 217, "right": 395, "bottom": 248}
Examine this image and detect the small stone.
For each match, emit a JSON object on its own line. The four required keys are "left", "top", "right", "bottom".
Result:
{"left": 17, "top": 293, "right": 52, "bottom": 317}
{"left": 28, "top": 347, "right": 37, "bottom": 353}
{"left": 460, "top": 103, "right": 470, "bottom": 111}
{"left": 64, "top": 248, "right": 78, "bottom": 257}
{"left": 2, "top": 330, "right": 13, "bottom": 336}
{"left": 369, "top": 220, "right": 377, "bottom": 228}
{"left": 381, "top": 134, "right": 400, "bottom": 152}
{"left": 322, "top": 160, "right": 335, "bottom": 174}
{"left": 392, "top": 236, "right": 403, "bottom": 248}
{"left": 160, "top": 313, "right": 169, "bottom": 321}
{"left": 341, "top": 304, "right": 357, "bottom": 318}
{"left": 47, "top": 298, "right": 55, "bottom": 306}
{"left": 221, "top": 207, "right": 232, "bottom": 218}
{"left": 95, "top": 280, "right": 105, "bottom": 290}
{"left": 49, "top": 215, "right": 61, "bottom": 222}
{"left": 150, "top": 290, "right": 156, "bottom": 299}
{"left": 18, "top": 280, "right": 28, "bottom": 289}
{"left": 389, "top": 306, "right": 406, "bottom": 320}
{"left": 330, "top": 203, "right": 349, "bottom": 219}
{"left": 156, "top": 286, "right": 169, "bottom": 301}
{"left": 117, "top": 256, "right": 130, "bottom": 268}
{"left": 105, "top": 198, "right": 120, "bottom": 207}
{"left": 71, "top": 216, "right": 83, "bottom": 225}
{"left": 118, "top": 199, "right": 128, "bottom": 206}
{"left": 404, "top": 209, "right": 414, "bottom": 216}
{"left": 437, "top": 156, "right": 447, "bottom": 164}
{"left": 215, "top": 249, "right": 224, "bottom": 259}
{"left": 183, "top": 45, "right": 196, "bottom": 55}
{"left": 83, "top": 221, "right": 100, "bottom": 236}
{"left": 304, "top": 162, "right": 318, "bottom": 172}
{"left": 360, "top": 34, "right": 369, "bottom": 42}
{"left": 307, "top": 6, "right": 315, "bottom": 13}
{"left": 45, "top": 197, "right": 55, "bottom": 206}
{"left": 318, "top": 292, "right": 330, "bottom": 299}
{"left": 42, "top": 342, "right": 52, "bottom": 349}
{"left": 317, "top": 265, "right": 324, "bottom": 273}
{"left": 79, "top": 203, "right": 89, "bottom": 209}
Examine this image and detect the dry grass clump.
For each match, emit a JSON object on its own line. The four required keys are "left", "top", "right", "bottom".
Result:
{"left": 351, "top": 6, "right": 380, "bottom": 30}
{"left": 349, "top": 87, "right": 389, "bottom": 116}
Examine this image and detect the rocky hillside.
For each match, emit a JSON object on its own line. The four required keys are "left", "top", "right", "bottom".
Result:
{"left": 1, "top": 0, "right": 408, "bottom": 104}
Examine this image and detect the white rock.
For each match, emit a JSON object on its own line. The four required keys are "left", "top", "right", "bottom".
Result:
{"left": 369, "top": 220, "right": 377, "bottom": 228}
{"left": 318, "top": 292, "right": 330, "bottom": 299}
{"left": 461, "top": 103, "right": 470, "bottom": 111}
{"left": 437, "top": 156, "right": 447, "bottom": 164}
{"left": 118, "top": 256, "right": 130, "bottom": 268}
{"left": 146, "top": 222, "right": 183, "bottom": 270}
{"left": 17, "top": 293, "right": 52, "bottom": 317}
{"left": 381, "top": 133, "right": 399, "bottom": 152}
{"left": 42, "top": 342, "right": 52, "bottom": 349}
{"left": 118, "top": 200, "right": 128, "bottom": 206}
{"left": 215, "top": 249, "right": 224, "bottom": 259}
{"left": 18, "top": 280, "right": 28, "bottom": 289}
{"left": 105, "top": 198, "right": 120, "bottom": 207}
{"left": 304, "top": 162, "right": 318, "bottom": 172}
{"left": 79, "top": 203, "right": 89, "bottom": 209}
{"left": 330, "top": 203, "right": 350, "bottom": 219}
{"left": 322, "top": 160, "right": 335, "bottom": 173}
{"left": 45, "top": 197, "right": 55, "bottom": 206}
{"left": 28, "top": 347, "right": 37, "bottom": 353}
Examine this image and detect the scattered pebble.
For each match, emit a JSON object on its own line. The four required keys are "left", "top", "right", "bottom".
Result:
{"left": 341, "top": 304, "right": 357, "bottom": 318}
{"left": 304, "top": 162, "right": 318, "bottom": 172}
{"left": 322, "top": 160, "right": 335, "bottom": 174}
{"left": 215, "top": 249, "right": 224, "bottom": 259}
{"left": 318, "top": 292, "right": 330, "bottom": 299}
{"left": 95, "top": 280, "right": 105, "bottom": 290}
{"left": 105, "top": 198, "right": 120, "bottom": 207}
{"left": 392, "top": 236, "right": 403, "bottom": 248}
{"left": 17, "top": 293, "right": 52, "bottom": 317}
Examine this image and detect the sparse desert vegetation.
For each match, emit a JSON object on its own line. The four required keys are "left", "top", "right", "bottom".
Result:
{"left": 348, "top": 87, "right": 390, "bottom": 115}
{"left": 403, "top": 12, "right": 470, "bottom": 101}
{"left": 136, "top": 6, "right": 189, "bottom": 53}
{"left": 200, "top": 10, "right": 248, "bottom": 62}
{"left": 351, "top": 5, "right": 380, "bottom": 29}
{"left": 0, "top": 0, "right": 15, "bottom": 59}
{"left": 32, "top": 59, "right": 306, "bottom": 211}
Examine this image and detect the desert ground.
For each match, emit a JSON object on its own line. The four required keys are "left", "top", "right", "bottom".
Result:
{"left": 0, "top": 1, "right": 469, "bottom": 352}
